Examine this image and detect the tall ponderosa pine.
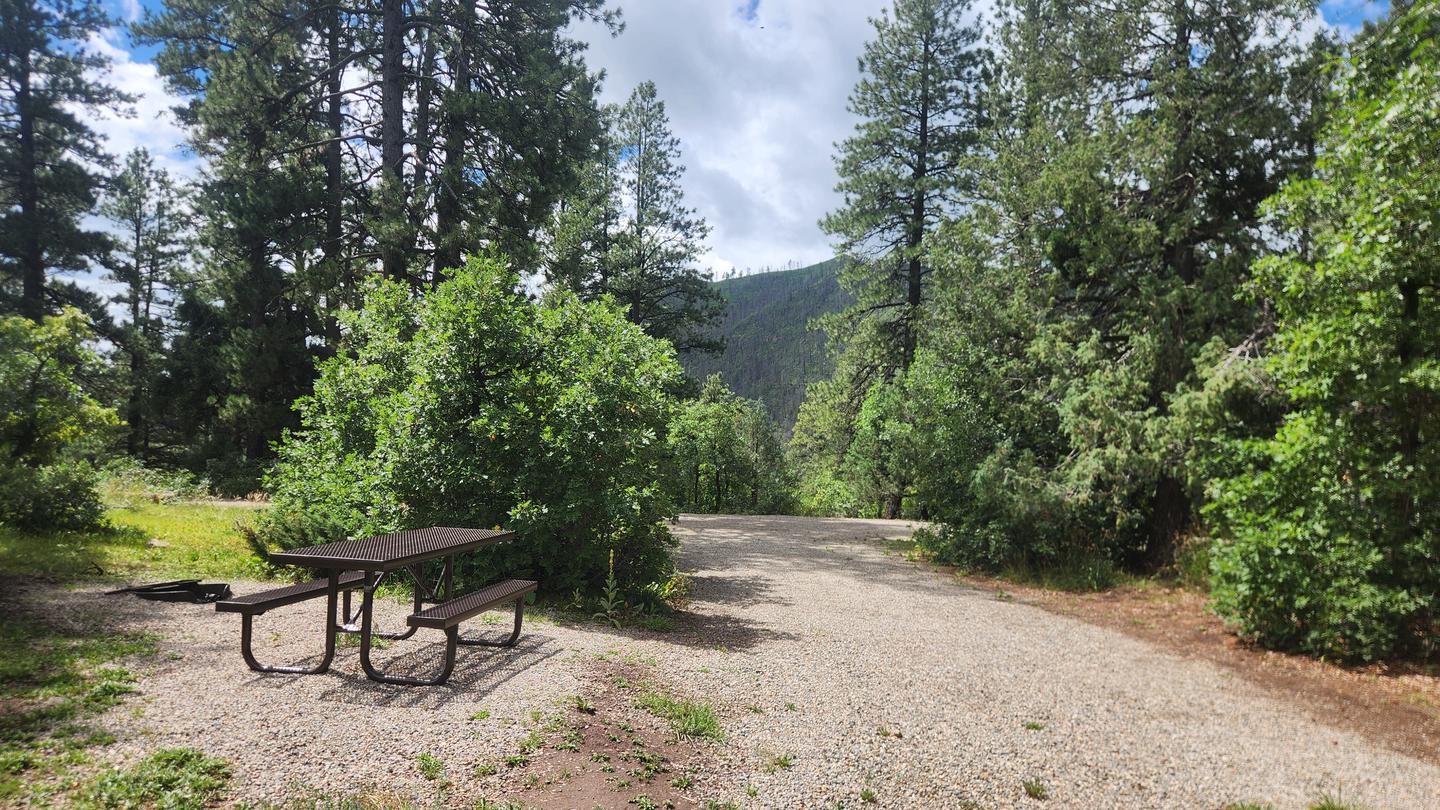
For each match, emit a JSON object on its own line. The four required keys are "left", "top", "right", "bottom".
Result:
{"left": 794, "top": 0, "right": 987, "bottom": 519}
{"left": 0, "top": 0, "right": 129, "bottom": 322}
{"left": 821, "top": 0, "right": 987, "bottom": 374}
{"left": 549, "top": 82, "right": 722, "bottom": 353}
{"left": 101, "top": 148, "right": 189, "bottom": 458}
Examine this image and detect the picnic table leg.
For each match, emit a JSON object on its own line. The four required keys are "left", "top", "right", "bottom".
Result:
{"left": 351, "top": 570, "right": 421, "bottom": 641}
{"left": 457, "top": 597, "right": 525, "bottom": 648}
{"left": 238, "top": 569, "right": 339, "bottom": 675}
{"left": 358, "top": 574, "right": 457, "bottom": 686}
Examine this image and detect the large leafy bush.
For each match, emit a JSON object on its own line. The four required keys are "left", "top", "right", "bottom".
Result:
{"left": 262, "top": 257, "right": 683, "bottom": 594}
{"left": 0, "top": 310, "right": 118, "bottom": 531}
{"left": 1205, "top": 14, "right": 1440, "bottom": 661}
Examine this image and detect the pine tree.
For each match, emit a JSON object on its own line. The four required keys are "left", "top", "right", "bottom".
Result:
{"left": 821, "top": 0, "right": 988, "bottom": 374}
{"left": 549, "top": 81, "right": 723, "bottom": 353}
{"left": 0, "top": 0, "right": 130, "bottom": 322}
{"left": 100, "top": 148, "right": 190, "bottom": 458}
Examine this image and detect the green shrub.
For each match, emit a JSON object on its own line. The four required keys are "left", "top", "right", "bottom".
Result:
{"left": 0, "top": 459, "right": 105, "bottom": 532}
{"left": 261, "top": 256, "right": 683, "bottom": 595}
{"left": 0, "top": 310, "right": 118, "bottom": 532}
{"left": 1204, "top": 20, "right": 1440, "bottom": 661}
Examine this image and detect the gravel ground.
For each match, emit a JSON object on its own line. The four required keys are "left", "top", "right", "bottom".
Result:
{"left": 43, "top": 514, "right": 1440, "bottom": 808}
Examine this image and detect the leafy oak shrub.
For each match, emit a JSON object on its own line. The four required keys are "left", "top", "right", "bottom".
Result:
{"left": 1205, "top": 18, "right": 1440, "bottom": 661}
{"left": 0, "top": 310, "right": 118, "bottom": 531}
{"left": 260, "top": 257, "right": 683, "bottom": 594}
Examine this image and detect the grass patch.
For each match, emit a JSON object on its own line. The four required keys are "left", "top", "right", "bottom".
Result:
{"left": 0, "top": 500, "right": 266, "bottom": 582}
{"left": 79, "top": 747, "right": 230, "bottom": 810}
{"left": 860, "top": 787, "right": 877, "bottom": 803}
{"left": 1022, "top": 778, "right": 1047, "bottom": 800}
{"left": 1023, "top": 721, "right": 1044, "bottom": 731}
{"left": 0, "top": 612, "right": 159, "bottom": 803}
{"left": 635, "top": 691, "right": 723, "bottom": 741}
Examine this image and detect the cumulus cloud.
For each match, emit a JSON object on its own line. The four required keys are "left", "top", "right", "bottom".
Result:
{"left": 84, "top": 30, "right": 197, "bottom": 179}
{"left": 575, "top": 0, "right": 894, "bottom": 275}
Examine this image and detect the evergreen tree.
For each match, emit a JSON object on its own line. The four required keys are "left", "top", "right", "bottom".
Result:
{"left": 821, "top": 0, "right": 988, "bottom": 374}
{"left": 901, "top": 0, "right": 1327, "bottom": 564}
{"left": 100, "top": 148, "right": 190, "bottom": 459}
{"left": 0, "top": 0, "right": 129, "bottom": 322}
{"left": 549, "top": 82, "right": 723, "bottom": 353}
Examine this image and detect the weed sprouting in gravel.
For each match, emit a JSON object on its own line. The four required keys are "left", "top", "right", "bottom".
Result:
{"left": 1310, "top": 790, "right": 1365, "bottom": 810}
{"left": 470, "top": 709, "right": 491, "bottom": 721}
{"left": 1023, "top": 721, "right": 1044, "bottom": 731}
{"left": 569, "top": 694, "right": 596, "bottom": 714}
{"left": 860, "top": 787, "right": 878, "bottom": 803}
{"left": 415, "top": 752, "right": 444, "bottom": 781}
{"left": 671, "top": 774, "right": 694, "bottom": 789}
{"left": 1023, "top": 778, "right": 1048, "bottom": 800}
{"left": 765, "top": 753, "right": 794, "bottom": 773}
{"left": 474, "top": 762, "right": 498, "bottom": 777}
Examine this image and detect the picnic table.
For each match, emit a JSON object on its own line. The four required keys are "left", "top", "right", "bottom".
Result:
{"left": 216, "top": 526, "right": 537, "bottom": 686}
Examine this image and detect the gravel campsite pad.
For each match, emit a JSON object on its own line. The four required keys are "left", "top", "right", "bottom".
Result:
{"left": 23, "top": 515, "right": 1440, "bottom": 808}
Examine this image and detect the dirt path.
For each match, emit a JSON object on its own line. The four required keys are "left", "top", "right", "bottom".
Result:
{"left": 23, "top": 515, "right": 1440, "bottom": 809}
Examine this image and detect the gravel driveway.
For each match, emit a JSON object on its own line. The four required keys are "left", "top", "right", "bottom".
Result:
{"left": 58, "top": 514, "right": 1440, "bottom": 808}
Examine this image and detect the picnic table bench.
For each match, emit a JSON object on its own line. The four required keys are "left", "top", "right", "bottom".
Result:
{"left": 215, "top": 526, "right": 535, "bottom": 686}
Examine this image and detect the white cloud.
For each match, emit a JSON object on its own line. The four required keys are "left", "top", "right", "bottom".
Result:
{"left": 575, "top": 0, "right": 894, "bottom": 275}
{"left": 84, "top": 30, "right": 197, "bottom": 180}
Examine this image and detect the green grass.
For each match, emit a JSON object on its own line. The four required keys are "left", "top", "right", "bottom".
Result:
{"left": 78, "top": 748, "right": 230, "bottom": 810}
{"left": 415, "top": 752, "right": 444, "bottom": 781}
{"left": 860, "top": 787, "right": 878, "bottom": 803}
{"left": 635, "top": 691, "right": 723, "bottom": 740}
{"left": 1023, "top": 721, "right": 1044, "bottom": 731}
{"left": 764, "top": 752, "right": 794, "bottom": 773}
{"left": 1022, "top": 778, "right": 1048, "bottom": 800}
{"left": 0, "top": 500, "right": 266, "bottom": 582}
{"left": 0, "top": 612, "right": 159, "bottom": 803}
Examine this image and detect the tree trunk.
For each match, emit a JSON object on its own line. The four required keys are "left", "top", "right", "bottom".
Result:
{"left": 433, "top": 10, "right": 471, "bottom": 281}
{"left": 378, "top": 0, "right": 408, "bottom": 283}
{"left": 16, "top": 51, "right": 44, "bottom": 323}
{"left": 322, "top": 5, "right": 346, "bottom": 342}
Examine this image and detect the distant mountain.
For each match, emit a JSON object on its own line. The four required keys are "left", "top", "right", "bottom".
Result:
{"left": 681, "top": 258, "right": 852, "bottom": 430}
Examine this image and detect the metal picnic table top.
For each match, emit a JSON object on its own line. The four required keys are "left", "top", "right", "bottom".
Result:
{"left": 267, "top": 526, "right": 515, "bottom": 572}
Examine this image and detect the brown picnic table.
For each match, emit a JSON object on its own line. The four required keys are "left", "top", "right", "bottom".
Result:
{"left": 216, "top": 527, "right": 537, "bottom": 686}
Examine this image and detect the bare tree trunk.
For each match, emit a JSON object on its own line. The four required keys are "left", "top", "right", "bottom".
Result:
{"left": 17, "top": 51, "right": 45, "bottom": 323}
{"left": 378, "top": 0, "right": 408, "bottom": 283}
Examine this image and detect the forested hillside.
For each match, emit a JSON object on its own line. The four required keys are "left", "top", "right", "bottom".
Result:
{"left": 681, "top": 259, "right": 851, "bottom": 429}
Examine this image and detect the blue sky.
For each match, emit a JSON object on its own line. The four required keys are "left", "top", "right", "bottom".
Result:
{"left": 92, "top": 0, "right": 1393, "bottom": 276}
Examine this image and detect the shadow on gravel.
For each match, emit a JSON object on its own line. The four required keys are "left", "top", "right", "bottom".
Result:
{"left": 293, "top": 635, "right": 563, "bottom": 707}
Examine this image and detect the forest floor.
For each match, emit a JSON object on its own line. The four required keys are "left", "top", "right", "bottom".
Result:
{"left": 2, "top": 510, "right": 1438, "bottom": 808}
